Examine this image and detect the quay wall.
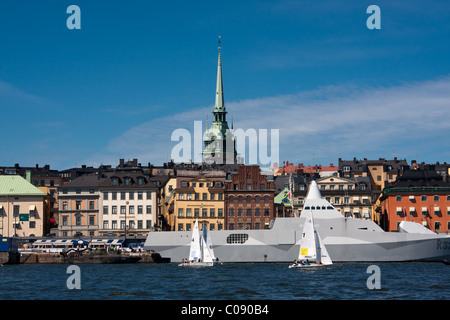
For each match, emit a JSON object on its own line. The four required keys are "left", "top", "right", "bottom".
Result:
{"left": 0, "top": 252, "right": 165, "bottom": 264}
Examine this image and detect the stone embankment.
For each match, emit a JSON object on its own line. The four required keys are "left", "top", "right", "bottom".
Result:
{"left": 0, "top": 251, "right": 168, "bottom": 264}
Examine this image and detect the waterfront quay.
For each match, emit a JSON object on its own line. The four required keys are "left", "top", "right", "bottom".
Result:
{"left": 0, "top": 251, "right": 163, "bottom": 264}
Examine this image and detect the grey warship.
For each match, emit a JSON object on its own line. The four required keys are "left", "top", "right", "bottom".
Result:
{"left": 144, "top": 181, "right": 450, "bottom": 263}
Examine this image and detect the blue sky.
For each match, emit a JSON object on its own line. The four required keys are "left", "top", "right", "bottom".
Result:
{"left": 1, "top": 0, "right": 450, "bottom": 170}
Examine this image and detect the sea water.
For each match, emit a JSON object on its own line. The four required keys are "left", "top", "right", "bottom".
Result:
{"left": 0, "top": 262, "right": 448, "bottom": 300}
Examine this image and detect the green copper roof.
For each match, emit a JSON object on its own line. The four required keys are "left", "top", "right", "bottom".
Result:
{"left": 0, "top": 175, "right": 46, "bottom": 196}
{"left": 214, "top": 50, "right": 225, "bottom": 112}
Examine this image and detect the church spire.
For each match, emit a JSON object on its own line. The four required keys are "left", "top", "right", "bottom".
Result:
{"left": 214, "top": 35, "right": 225, "bottom": 112}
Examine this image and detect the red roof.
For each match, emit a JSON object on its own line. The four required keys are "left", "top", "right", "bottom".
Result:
{"left": 277, "top": 162, "right": 338, "bottom": 175}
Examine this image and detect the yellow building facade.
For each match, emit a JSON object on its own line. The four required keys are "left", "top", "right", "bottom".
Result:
{"left": 163, "top": 170, "right": 226, "bottom": 231}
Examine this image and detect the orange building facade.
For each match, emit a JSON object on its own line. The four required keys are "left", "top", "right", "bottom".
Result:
{"left": 379, "top": 169, "right": 450, "bottom": 233}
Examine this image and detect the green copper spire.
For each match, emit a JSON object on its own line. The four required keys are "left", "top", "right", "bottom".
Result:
{"left": 203, "top": 36, "right": 237, "bottom": 164}
{"left": 214, "top": 36, "right": 225, "bottom": 112}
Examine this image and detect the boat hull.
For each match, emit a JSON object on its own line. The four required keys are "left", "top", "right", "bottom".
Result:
{"left": 144, "top": 215, "right": 450, "bottom": 263}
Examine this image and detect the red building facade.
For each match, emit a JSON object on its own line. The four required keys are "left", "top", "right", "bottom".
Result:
{"left": 224, "top": 165, "right": 275, "bottom": 230}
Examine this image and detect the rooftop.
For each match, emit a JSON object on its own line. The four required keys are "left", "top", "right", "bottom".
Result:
{"left": 0, "top": 175, "right": 46, "bottom": 196}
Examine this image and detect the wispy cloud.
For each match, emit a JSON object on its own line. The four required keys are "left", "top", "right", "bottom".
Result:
{"left": 83, "top": 76, "right": 450, "bottom": 168}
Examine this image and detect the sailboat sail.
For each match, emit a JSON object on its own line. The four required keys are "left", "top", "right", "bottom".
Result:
{"left": 296, "top": 209, "right": 332, "bottom": 266}
{"left": 316, "top": 229, "right": 332, "bottom": 265}
{"left": 189, "top": 219, "right": 201, "bottom": 261}
{"left": 203, "top": 227, "right": 216, "bottom": 262}
{"left": 298, "top": 210, "right": 317, "bottom": 260}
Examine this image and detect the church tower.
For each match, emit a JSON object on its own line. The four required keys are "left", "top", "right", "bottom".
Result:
{"left": 203, "top": 37, "right": 237, "bottom": 164}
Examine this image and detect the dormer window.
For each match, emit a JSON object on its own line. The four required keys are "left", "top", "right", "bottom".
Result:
{"left": 111, "top": 177, "right": 119, "bottom": 185}
{"left": 124, "top": 177, "right": 132, "bottom": 186}
{"left": 137, "top": 177, "right": 144, "bottom": 185}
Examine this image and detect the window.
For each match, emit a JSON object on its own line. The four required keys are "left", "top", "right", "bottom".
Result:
{"left": 360, "top": 183, "right": 367, "bottom": 191}
{"left": 112, "top": 206, "right": 117, "bottom": 214}
{"left": 103, "top": 192, "right": 108, "bottom": 200}
{"left": 202, "top": 193, "right": 208, "bottom": 200}
{"left": 246, "top": 184, "right": 251, "bottom": 190}
{"left": 396, "top": 196, "right": 402, "bottom": 202}
{"left": 112, "top": 220, "right": 117, "bottom": 229}
{"left": 180, "top": 181, "right": 188, "bottom": 187}
{"left": 178, "top": 208, "right": 184, "bottom": 217}
{"left": 146, "top": 205, "right": 152, "bottom": 214}
{"left": 89, "top": 215, "right": 95, "bottom": 225}
{"left": 246, "top": 208, "right": 252, "bottom": 216}
{"left": 210, "top": 208, "right": 215, "bottom": 217}
{"left": 179, "top": 193, "right": 184, "bottom": 200}
{"left": 229, "top": 208, "right": 234, "bottom": 216}
{"left": 76, "top": 201, "right": 81, "bottom": 210}
{"left": 138, "top": 192, "right": 143, "bottom": 200}
{"left": 202, "top": 208, "right": 207, "bottom": 217}
{"left": 89, "top": 201, "right": 95, "bottom": 210}
{"left": 129, "top": 206, "right": 135, "bottom": 215}
{"left": 137, "top": 177, "right": 144, "bottom": 185}
{"left": 63, "top": 201, "right": 68, "bottom": 210}
{"left": 187, "top": 193, "right": 192, "bottom": 200}
{"left": 112, "top": 177, "right": 119, "bottom": 185}
{"left": 238, "top": 196, "right": 243, "bottom": 203}
{"left": 339, "top": 185, "right": 344, "bottom": 190}
{"left": 186, "top": 208, "right": 192, "bottom": 217}
{"left": 124, "top": 177, "right": 132, "bottom": 185}
{"left": 435, "top": 221, "right": 441, "bottom": 231}
{"left": 218, "top": 193, "right": 223, "bottom": 200}
{"left": 422, "top": 196, "right": 427, "bottom": 202}
{"left": 138, "top": 205, "right": 143, "bottom": 214}
{"left": 255, "top": 208, "right": 260, "bottom": 216}
{"left": 103, "top": 221, "right": 109, "bottom": 229}
{"left": 264, "top": 208, "right": 270, "bottom": 216}
{"left": 264, "top": 196, "right": 269, "bottom": 203}
{"left": 330, "top": 185, "right": 335, "bottom": 190}
{"left": 238, "top": 208, "right": 243, "bottom": 216}
{"left": 195, "top": 208, "right": 199, "bottom": 217}
{"left": 218, "top": 208, "right": 223, "bottom": 217}
{"left": 121, "top": 192, "right": 126, "bottom": 200}
{"left": 226, "top": 234, "right": 249, "bottom": 244}
{"left": 246, "top": 196, "right": 251, "bottom": 203}
{"left": 260, "top": 184, "right": 265, "bottom": 191}
{"left": 434, "top": 195, "right": 439, "bottom": 202}
{"left": 229, "top": 196, "right": 234, "bottom": 203}
{"left": 255, "top": 196, "right": 260, "bottom": 203}
{"left": 62, "top": 216, "right": 68, "bottom": 226}
{"left": 103, "top": 206, "right": 108, "bottom": 215}
{"left": 129, "top": 192, "right": 134, "bottom": 200}
{"left": 343, "top": 166, "right": 351, "bottom": 172}
{"left": 121, "top": 206, "right": 126, "bottom": 215}
{"left": 112, "top": 192, "right": 117, "bottom": 200}
{"left": 146, "top": 192, "right": 152, "bottom": 199}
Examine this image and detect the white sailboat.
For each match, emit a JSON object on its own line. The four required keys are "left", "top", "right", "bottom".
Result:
{"left": 289, "top": 209, "right": 333, "bottom": 268}
{"left": 178, "top": 219, "right": 219, "bottom": 267}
